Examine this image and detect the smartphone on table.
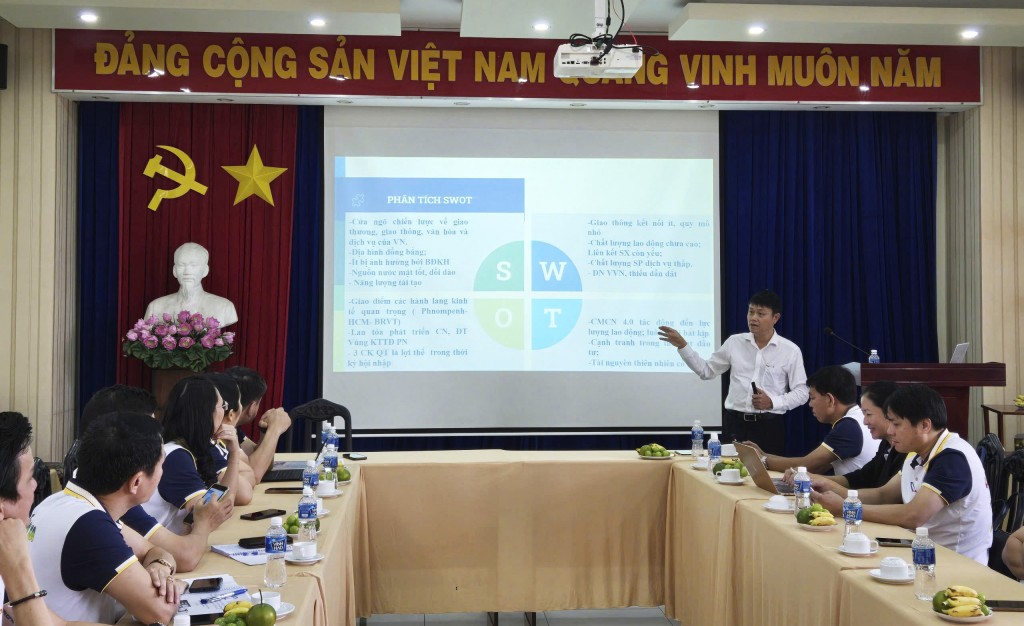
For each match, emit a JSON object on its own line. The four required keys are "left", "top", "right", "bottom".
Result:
{"left": 187, "top": 576, "right": 223, "bottom": 593}
{"left": 876, "top": 537, "right": 914, "bottom": 548}
{"left": 344, "top": 452, "right": 367, "bottom": 461}
{"left": 240, "top": 508, "right": 287, "bottom": 521}
{"left": 265, "top": 487, "right": 305, "bottom": 494}
{"left": 183, "top": 483, "right": 230, "bottom": 525}
{"left": 987, "top": 600, "right": 1024, "bottom": 612}
{"left": 239, "top": 535, "right": 293, "bottom": 549}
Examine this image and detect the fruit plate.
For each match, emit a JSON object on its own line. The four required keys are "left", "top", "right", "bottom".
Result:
{"left": 868, "top": 569, "right": 913, "bottom": 585}
{"left": 276, "top": 602, "right": 296, "bottom": 619}
{"left": 638, "top": 453, "right": 676, "bottom": 460}
{"left": 936, "top": 612, "right": 992, "bottom": 623}
{"left": 317, "top": 489, "right": 343, "bottom": 498}
{"left": 798, "top": 523, "right": 836, "bottom": 532}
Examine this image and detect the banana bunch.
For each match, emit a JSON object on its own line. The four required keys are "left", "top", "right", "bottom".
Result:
{"left": 932, "top": 586, "right": 991, "bottom": 618}
{"left": 222, "top": 600, "right": 253, "bottom": 622}
{"left": 1015, "top": 393, "right": 1024, "bottom": 408}
{"left": 808, "top": 510, "right": 837, "bottom": 526}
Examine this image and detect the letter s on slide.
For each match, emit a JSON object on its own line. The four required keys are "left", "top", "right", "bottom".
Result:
{"left": 496, "top": 261, "right": 512, "bottom": 281}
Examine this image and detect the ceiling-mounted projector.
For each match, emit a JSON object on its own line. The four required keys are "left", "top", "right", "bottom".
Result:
{"left": 553, "top": 0, "right": 644, "bottom": 79}
{"left": 554, "top": 42, "right": 642, "bottom": 78}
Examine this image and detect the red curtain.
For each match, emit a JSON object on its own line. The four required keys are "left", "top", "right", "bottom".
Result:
{"left": 116, "top": 103, "right": 298, "bottom": 409}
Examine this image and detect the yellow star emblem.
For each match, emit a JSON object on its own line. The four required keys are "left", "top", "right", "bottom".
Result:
{"left": 221, "top": 145, "right": 288, "bottom": 206}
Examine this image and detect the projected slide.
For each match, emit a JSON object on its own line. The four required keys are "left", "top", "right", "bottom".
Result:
{"left": 332, "top": 156, "right": 715, "bottom": 374}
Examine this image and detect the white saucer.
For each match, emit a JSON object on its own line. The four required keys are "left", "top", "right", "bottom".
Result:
{"left": 868, "top": 569, "right": 913, "bottom": 585}
{"left": 763, "top": 503, "right": 794, "bottom": 514}
{"left": 276, "top": 602, "right": 296, "bottom": 618}
{"left": 336, "top": 479, "right": 352, "bottom": 486}
{"left": 638, "top": 453, "right": 675, "bottom": 460}
{"left": 285, "top": 552, "right": 325, "bottom": 565}
{"left": 317, "top": 508, "right": 331, "bottom": 517}
{"left": 317, "top": 490, "right": 342, "bottom": 498}
{"left": 837, "top": 546, "right": 879, "bottom": 557}
{"left": 798, "top": 523, "right": 836, "bottom": 532}
{"left": 691, "top": 463, "right": 709, "bottom": 471}
{"left": 716, "top": 477, "right": 745, "bottom": 485}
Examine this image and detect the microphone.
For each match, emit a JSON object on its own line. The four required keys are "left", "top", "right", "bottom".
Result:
{"left": 824, "top": 327, "right": 871, "bottom": 357}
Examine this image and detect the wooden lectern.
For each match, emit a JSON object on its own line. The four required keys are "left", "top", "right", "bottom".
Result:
{"left": 861, "top": 363, "right": 1006, "bottom": 436}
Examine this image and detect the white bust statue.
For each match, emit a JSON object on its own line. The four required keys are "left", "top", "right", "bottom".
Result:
{"left": 144, "top": 242, "right": 238, "bottom": 327}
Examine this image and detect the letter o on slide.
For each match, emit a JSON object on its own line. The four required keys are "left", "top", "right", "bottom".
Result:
{"left": 494, "top": 308, "right": 513, "bottom": 328}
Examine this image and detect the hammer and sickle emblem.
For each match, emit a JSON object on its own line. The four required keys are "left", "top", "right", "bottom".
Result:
{"left": 142, "top": 145, "right": 209, "bottom": 211}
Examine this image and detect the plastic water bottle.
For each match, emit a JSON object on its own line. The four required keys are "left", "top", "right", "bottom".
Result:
{"left": 302, "top": 459, "right": 319, "bottom": 490}
{"left": 325, "top": 425, "right": 340, "bottom": 450}
{"left": 320, "top": 444, "right": 338, "bottom": 494}
{"left": 691, "top": 420, "right": 704, "bottom": 458}
{"left": 707, "top": 432, "right": 721, "bottom": 475}
{"left": 793, "top": 466, "right": 811, "bottom": 519}
{"left": 913, "top": 527, "right": 936, "bottom": 600}
{"left": 843, "top": 490, "right": 862, "bottom": 537}
{"left": 298, "top": 486, "right": 318, "bottom": 545}
{"left": 263, "top": 516, "right": 287, "bottom": 588}
{"left": 868, "top": 349, "right": 881, "bottom": 364}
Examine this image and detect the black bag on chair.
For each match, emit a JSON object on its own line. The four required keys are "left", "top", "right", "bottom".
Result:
{"left": 31, "top": 457, "right": 52, "bottom": 512}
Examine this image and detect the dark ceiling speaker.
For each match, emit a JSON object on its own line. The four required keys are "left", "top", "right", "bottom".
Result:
{"left": 0, "top": 44, "right": 6, "bottom": 90}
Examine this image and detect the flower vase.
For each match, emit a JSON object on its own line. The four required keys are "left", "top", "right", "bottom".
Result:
{"left": 150, "top": 367, "right": 197, "bottom": 418}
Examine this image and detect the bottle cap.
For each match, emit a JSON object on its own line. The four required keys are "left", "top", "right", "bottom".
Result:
{"left": 302, "top": 486, "right": 314, "bottom": 496}
{"left": 710, "top": 433, "right": 719, "bottom": 440}
{"left": 306, "top": 459, "right": 316, "bottom": 467}
{"left": 797, "top": 466, "right": 807, "bottom": 472}
{"left": 271, "top": 516, "right": 283, "bottom": 526}
{"left": 694, "top": 420, "right": 701, "bottom": 427}
{"left": 916, "top": 527, "right": 929, "bottom": 536}
{"left": 847, "top": 490, "right": 858, "bottom": 499}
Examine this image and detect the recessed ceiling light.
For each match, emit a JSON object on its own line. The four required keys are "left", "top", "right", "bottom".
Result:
{"left": 698, "top": 104, "right": 715, "bottom": 109}
{"left": 687, "top": 83, "right": 699, "bottom": 89}
{"left": 92, "top": 95, "right": 110, "bottom": 100}
{"left": 310, "top": 17, "right": 326, "bottom": 27}
{"left": 216, "top": 97, "right": 234, "bottom": 102}
{"left": 80, "top": 11, "right": 98, "bottom": 23}
{"left": 329, "top": 75, "right": 348, "bottom": 81}
{"left": 180, "top": 87, "right": 191, "bottom": 93}
{"left": 813, "top": 105, "right": 830, "bottom": 110}
{"left": 148, "top": 68, "right": 165, "bottom": 78}
{"left": 569, "top": 102, "right": 586, "bottom": 107}
{"left": 518, "top": 77, "right": 528, "bottom": 83}
{"left": 748, "top": 25, "right": 764, "bottom": 36}
{"left": 928, "top": 106, "right": 945, "bottom": 111}
{"left": 337, "top": 100, "right": 353, "bottom": 104}
{"left": 534, "top": 22, "right": 550, "bottom": 32}
{"left": 859, "top": 85, "right": 870, "bottom": 92}
{"left": 960, "top": 28, "right": 979, "bottom": 40}
{"left": 454, "top": 101, "right": 470, "bottom": 106}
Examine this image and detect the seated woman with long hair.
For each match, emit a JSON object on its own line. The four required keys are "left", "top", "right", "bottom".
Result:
{"left": 142, "top": 376, "right": 252, "bottom": 534}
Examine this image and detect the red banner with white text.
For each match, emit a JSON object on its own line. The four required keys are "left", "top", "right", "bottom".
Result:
{"left": 54, "top": 29, "right": 980, "bottom": 104}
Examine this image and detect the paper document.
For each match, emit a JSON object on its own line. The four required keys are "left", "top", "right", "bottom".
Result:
{"left": 212, "top": 543, "right": 294, "bottom": 566}
{"left": 178, "top": 574, "right": 250, "bottom": 616}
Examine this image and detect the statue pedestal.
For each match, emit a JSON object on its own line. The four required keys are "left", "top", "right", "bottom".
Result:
{"left": 150, "top": 368, "right": 195, "bottom": 418}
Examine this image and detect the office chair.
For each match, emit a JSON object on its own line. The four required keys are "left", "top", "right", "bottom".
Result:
{"left": 290, "top": 399, "right": 352, "bottom": 454}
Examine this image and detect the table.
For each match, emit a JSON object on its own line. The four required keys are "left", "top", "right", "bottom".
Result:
{"left": 982, "top": 404, "right": 1024, "bottom": 444}
{"left": 359, "top": 450, "right": 671, "bottom": 615}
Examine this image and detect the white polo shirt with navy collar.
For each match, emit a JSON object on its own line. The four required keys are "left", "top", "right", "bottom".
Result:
{"left": 25, "top": 481, "right": 137, "bottom": 624}
{"left": 900, "top": 429, "right": 992, "bottom": 564}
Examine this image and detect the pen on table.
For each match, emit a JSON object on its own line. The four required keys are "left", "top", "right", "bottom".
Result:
{"left": 200, "top": 588, "right": 247, "bottom": 604}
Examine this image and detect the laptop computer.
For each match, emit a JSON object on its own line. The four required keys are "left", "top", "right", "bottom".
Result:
{"left": 261, "top": 440, "right": 332, "bottom": 483}
{"left": 735, "top": 442, "right": 793, "bottom": 495}
{"left": 949, "top": 342, "right": 969, "bottom": 364}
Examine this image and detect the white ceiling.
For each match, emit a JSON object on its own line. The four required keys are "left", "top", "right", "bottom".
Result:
{"left": 0, "top": 0, "right": 1022, "bottom": 45}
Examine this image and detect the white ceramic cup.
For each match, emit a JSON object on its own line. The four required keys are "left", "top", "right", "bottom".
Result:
{"left": 252, "top": 590, "right": 282, "bottom": 609}
{"left": 842, "top": 532, "right": 879, "bottom": 554}
{"left": 879, "top": 556, "right": 914, "bottom": 579}
{"left": 721, "top": 443, "right": 738, "bottom": 457}
{"left": 317, "top": 480, "right": 336, "bottom": 496}
{"left": 316, "top": 497, "right": 325, "bottom": 515}
{"left": 292, "top": 541, "right": 317, "bottom": 560}
{"left": 716, "top": 468, "right": 741, "bottom": 482}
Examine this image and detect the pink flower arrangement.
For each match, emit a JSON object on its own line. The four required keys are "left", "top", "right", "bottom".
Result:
{"left": 122, "top": 310, "right": 235, "bottom": 371}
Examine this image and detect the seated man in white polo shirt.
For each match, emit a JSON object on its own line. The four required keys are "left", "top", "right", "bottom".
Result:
{"left": 28, "top": 413, "right": 183, "bottom": 624}
{"left": 811, "top": 383, "right": 992, "bottom": 564}
{"left": 746, "top": 365, "right": 878, "bottom": 475}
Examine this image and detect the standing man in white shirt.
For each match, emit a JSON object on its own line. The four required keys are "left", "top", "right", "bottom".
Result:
{"left": 658, "top": 290, "right": 809, "bottom": 454}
